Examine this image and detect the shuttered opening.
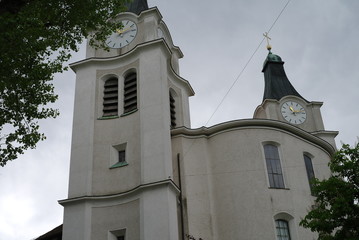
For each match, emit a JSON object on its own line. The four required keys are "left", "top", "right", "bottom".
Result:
{"left": 170, "top": 92, "right": 176, "bottom": 128}
{"left": 124, "top": 73, "right": 137, "bottom": 113}
{"left": 103, "top": 78, "right": 118, "bottom": 116}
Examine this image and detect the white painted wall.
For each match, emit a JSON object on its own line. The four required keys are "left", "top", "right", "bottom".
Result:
{"left": 62, "top": 8, "right": 193, "bottom": 239}
{"left": 171, "top": 120, "right": 335, "bottom": 240}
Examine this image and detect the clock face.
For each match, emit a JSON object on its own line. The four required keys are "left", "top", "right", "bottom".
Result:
{"left": 106, "top": 20, "right": 138, "bottom": 49}
{"left": 281, "top": 101, "right": 307, "bottom": 125}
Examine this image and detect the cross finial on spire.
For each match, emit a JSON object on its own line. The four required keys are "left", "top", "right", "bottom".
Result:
{"left": 263, "top": 32, "right": 272, "bottom": 51}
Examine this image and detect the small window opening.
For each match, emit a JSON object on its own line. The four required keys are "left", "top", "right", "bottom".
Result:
{"left": 118, "top": 150, "right": 126, "bottom": 163}
{"left": 110, "top": 148, "right": 128, "bottom": 169}
{"left": 109, "top": 229, "right": 126, "bottom": 240}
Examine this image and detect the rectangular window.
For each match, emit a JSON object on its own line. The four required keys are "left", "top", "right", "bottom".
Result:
{"left": 110, "top": 144, "right": 128, "bottom": 169}
{"left": 169, "top": 92, "right": 176, "bottom": 128}
{"left": 123, "top": 72, "right": 137, "bottom": 114}
{"left": 118, "top": 150, "right": 126, "bottom": 163}
{"left": 304, "top": 154, "right": 315, "bottom": 194}
{"left": 109, "top": 229, "right": 126, "bottom": 240}
{"left": 103, "top": 78, "right": 119, "bottom": 117}
{"left": 264, "top": 144, "right": 285, "bottom": 189}
{"left": 275, "top": 220, "right": 291, "bottom": 240}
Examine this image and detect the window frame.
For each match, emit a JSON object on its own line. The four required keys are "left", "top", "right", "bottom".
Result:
{"left": 275, "top": 219, "right": 291, "bottom": 240}
{"left": 108, "top": 228, "right": 126, "bottom": 240}
{"left": 103, "top": 77, "right": 119, "bottom": 117}
{"left": 123, "top": 72, "right": 137, "bottom": 114}
{"left": 263, "top": 143, "right": 285, "bottom": 189}
{"left": 169, "top": 91, "right": 176, "bottom": 128}
{"left": 110, "top": 143, "right": 128, "bottom": 169}
{"left": 303, "top": 154, "right": 315, "bottom": 194}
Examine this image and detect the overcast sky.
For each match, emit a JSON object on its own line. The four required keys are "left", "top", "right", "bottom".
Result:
{"left": 1, "top": 0, "right": 358, "bottom": 239}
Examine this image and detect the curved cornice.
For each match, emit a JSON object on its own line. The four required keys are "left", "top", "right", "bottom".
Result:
{"left": 139, "top": 7, "right": 184, "bottom": 58}
{"left": 69, "top": 39, "right": 194, "bottom": 96}
{"left": 171, "top": 118, "right": 336, "bottom": 155}
{"left": 59, "top": 179, "right": 179, "bottom": 206}
{"left": 70, "top": 39, "right": 168, "bottom": 69}
{"left": 167, "top": 60, "right": 195, "bottom": 96}
{"left": 138, "top": 7, "right": 162, "bottom": 21}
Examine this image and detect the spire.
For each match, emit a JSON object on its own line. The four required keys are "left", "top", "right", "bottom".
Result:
{"left": 126, "top": 0, "right": 149, "bottom": 15}
{"left": 261, "top": 49, "right": 307, "bottom": 102}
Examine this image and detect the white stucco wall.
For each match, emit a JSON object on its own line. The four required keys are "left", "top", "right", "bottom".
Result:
{"left": 171, "top": 119, "right": 335, "bottom": 240}
{"left": 62, "top": 22, "right": 192, "bottom": 238}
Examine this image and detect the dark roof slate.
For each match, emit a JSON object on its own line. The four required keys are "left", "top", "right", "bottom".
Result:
{"left": 35, "top": 224, "right": 62, "bottom": 240}
{"left": 261, "top": 51, "right": 307, "bottom": 102}
{"left": 126, "top": 0, "right": 149, "bottom": 15}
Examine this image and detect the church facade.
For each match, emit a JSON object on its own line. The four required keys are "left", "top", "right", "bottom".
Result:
{"left": 56, "top": 3, "right": 337, "bottom": 240}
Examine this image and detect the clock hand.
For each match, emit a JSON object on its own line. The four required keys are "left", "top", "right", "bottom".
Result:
{"left": 116, "top": 28, "right": 131, "bottom": 34}
{"left": 292, "top": 108, "right": 304, "bottom": 113}
{"left": 289, "top": 106, "right": 295, "bottom": 112}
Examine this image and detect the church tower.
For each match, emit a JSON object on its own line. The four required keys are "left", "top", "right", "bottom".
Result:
{"left": 60, "top": 2, "right": 194, "bottom": 239}
{"left": 254, "top": 49, "right": 337, "bottom": 148}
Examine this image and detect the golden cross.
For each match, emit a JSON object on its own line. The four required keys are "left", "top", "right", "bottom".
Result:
{"left": 263, "top": 32, "right": 272, "bottom": 50}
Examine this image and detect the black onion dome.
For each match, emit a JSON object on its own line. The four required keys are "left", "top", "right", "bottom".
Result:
{"left": 261, "top": 51, "right": 307, "bottom": 102}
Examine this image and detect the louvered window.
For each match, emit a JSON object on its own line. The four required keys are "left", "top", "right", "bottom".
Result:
{"left": 103, "top": 78, "right": 118, "bottom": 117}
{"left": 124, "top": 73, "right": 137, "bottom": 113}
{"left": 170, "top": 92, "right": 176, "bottom": 128}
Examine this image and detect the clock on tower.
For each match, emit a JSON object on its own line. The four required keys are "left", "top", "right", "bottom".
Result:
{"left": 254, "top": 47, "right": 337, "bottom": 147}
{"left": 105, "top": 19, "right": 138, "bottom": 49}
{"left": 60, "top": 1, "right": 194, "bottom": 240}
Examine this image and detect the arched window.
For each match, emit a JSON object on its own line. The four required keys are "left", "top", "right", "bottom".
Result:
{"left": 263, "top": 144, "right": 285, "bottom": 188}
{"left": 103, "top": 77, "right": 118, "bottom": 117}
{"left": 304, "top": 154, "right": 315, "bottom": 194}
{"left": 275, "top": 219, "right": 291, "bottom": 240}
{"left": 169, "top": 91, "right": 176, "bottom": 128}
{"left": 123, "top": 72, "right": 137, "bottom": 114}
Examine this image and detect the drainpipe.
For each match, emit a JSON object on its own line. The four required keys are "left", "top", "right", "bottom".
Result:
{"left": 177, "top": 153, "right": 185, "bottom": 240}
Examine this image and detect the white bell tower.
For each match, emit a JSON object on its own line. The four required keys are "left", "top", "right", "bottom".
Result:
{"left": 60, "top": 4, "right": 194, "bottom": 240}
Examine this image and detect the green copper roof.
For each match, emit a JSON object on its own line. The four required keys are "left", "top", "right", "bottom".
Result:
{"left": 261, "top": 50, "right": 308, "bottom": 102}
{"left": 262, "top": 51, "right": 283, "bottom": 70}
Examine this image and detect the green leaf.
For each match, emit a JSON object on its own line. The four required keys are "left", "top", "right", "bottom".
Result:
{"left": 0, "top": 0, "right": 129, "bottom": 166}
{"left": 300, "top": 143, "right": 359, "bottom": 240}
